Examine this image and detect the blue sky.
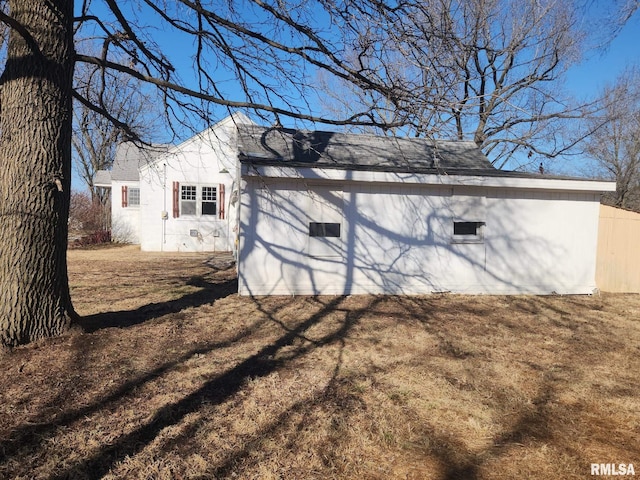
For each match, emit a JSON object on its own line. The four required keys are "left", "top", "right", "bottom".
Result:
{"left": 71, "top": 2, "right": 640, "bottom": 190}
{"left": 552, "top": 11, "right": 640, "bottom": 175}
{"left": 565, "top": 12, "right": 639, "bottom": 99}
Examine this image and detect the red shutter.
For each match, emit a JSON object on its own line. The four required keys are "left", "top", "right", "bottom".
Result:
{"left": 172, "top": 182, "right": 179, "bottom": 218}
{"left": 219, "top": 183, "right": 225, "bottom": 220}
{"left": 121, "top": 185, "right": 128, "bottom": 208}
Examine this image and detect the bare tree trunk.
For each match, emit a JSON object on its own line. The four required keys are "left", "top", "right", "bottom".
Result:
{"left": 0, "top": 0, "right": 76, "bottom": 347}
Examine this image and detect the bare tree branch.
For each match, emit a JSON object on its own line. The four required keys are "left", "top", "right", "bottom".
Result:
{"left": 318, "top": 0, "right": 601, "bottom": 169}
{"left": 582, "top": 68, "right": 640, "bottom": 210}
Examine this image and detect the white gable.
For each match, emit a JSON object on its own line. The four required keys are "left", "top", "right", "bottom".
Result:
{"left": 110, "top": 113, "right": 255, "bottom": 252}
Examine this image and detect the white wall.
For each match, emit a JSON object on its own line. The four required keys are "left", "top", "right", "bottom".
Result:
{"left": 138, "top": 120, "right": 240, "bottom": 252}
{"left": 111, "top": 180, "right": 141, "bottom": 244}
{"left": 238, "top": 176, "right": 603, "bottom": 295}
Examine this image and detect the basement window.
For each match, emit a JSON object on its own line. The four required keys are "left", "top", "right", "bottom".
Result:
{"left": 452, "top": 221, "right": 485, "bottom": 243}
{"left": 308, "top": 222, "right": 342, "bottom": 257}
{"left": 309, "top": 222, "right": 341, "bottom": 238}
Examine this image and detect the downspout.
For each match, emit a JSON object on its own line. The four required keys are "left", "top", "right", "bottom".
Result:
{"left": 235, "top": 155, "right": 242, "bottom": 264}
{"left": 227, "top": 180, "right": 232, "bottom": 252}
{"left": 162, "top": 163, "right": 167, "bottom": 250}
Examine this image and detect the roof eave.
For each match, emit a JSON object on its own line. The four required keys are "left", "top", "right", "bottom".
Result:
{"left": 241, "top": 162, "right": 616, "bottom": 193}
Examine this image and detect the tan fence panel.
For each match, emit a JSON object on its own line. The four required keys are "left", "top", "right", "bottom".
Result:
{"left": 596, "top": 204, "right": 640, "bottom": 293}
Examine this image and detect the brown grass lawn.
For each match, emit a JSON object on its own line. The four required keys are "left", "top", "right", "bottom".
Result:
{"left": 1, "top": 245, "right": 639, "bottom": 479}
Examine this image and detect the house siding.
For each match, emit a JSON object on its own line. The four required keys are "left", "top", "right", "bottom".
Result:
{"left": 238, "top": 176, "right": 602, "bottom": 296}
{"left": 137, "top": 117, "right": 241, "bottom": 252}
{"left": 111, "top": 180, "right": 141, "bottom": 244}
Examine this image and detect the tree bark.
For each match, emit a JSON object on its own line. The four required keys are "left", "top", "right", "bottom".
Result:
{"left": 0, "top": 0, "right": 76, "bottom": 347}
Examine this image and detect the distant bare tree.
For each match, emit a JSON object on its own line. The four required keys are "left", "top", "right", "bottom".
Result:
{"left": 72, "top": 60, "right": 160, "bottom": 201}
{"left": 610, "top": 0, "right": 640, "bottom": 35}
{"left": 322, "top": 0, "right": 600, "bottom": 169}
{"left": 583, "top": 70, "right": 640, "bottom": 211}
{"left": 68, "top": 191, "right": 109, "bottom": 236}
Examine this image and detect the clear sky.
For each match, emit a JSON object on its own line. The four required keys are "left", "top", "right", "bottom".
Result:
{"left": 565, "top": 12, "right": 640, "bottom": 99}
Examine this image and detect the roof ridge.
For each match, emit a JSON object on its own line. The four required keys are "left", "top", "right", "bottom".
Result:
{"left": 238, "top": 124, "right": 479, "bottom": 146}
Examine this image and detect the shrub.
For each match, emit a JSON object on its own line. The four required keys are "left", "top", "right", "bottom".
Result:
{"left": 71, "top": 230, "right": 112, "bottom": 248}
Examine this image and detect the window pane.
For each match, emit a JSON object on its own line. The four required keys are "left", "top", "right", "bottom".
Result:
{"left": 202, "top": 201, "right": 217, "bottom": 215}
{"left": 202, "top": 186, "right": 217, "bottom": 201}
{"left": 309, "top": 222, "right": 341, "bottom": 237}
{"left": 128, "top": 188, "right": 140, "bottom": 206}
{"left": 181, "top": 185, "right": 196, "bottom": 200}
{"left": 181, "top": 201, "right": 196, "bottom": 215}
{"left": 453, "top": 222, "right": 479, "bottom": 236}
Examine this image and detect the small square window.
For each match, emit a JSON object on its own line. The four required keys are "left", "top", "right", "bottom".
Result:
{"left": 309, "top": 222, "right": 341, "bottom": 238}
{"left": 452, "top": 221, "right": 485, "bottom": 243}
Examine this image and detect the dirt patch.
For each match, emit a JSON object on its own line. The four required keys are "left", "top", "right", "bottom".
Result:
{"left": 0, "top": 245, "right": 638, "bottom": 479}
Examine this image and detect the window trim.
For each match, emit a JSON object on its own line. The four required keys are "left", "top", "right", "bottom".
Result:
{"left": 451, "top": 221, "right": 485, "bottom": 244}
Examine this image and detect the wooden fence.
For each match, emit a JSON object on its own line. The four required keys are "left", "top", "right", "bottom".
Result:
{"left": 596, "top": 204, "right": 640, "bottom": 293}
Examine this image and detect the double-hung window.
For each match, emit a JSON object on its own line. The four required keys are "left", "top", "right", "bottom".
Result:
{"left": 201, "top": 186, "right": 217, "bottom": 216}
{"left": 128, "top": 188, "right": 140, "bottom": 206}
{"left": 172, "top": 183, "right": 224, "bottom": 218}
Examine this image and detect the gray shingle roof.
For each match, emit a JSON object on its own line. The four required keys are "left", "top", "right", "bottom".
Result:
{"left": 93, "top": 169, "right": 112, "bottom": 187}
{"left": 92, "top": 142, "right": 171, "bottom": 185}
{"left": 237, "top": 125, "right": 496, "bottom": 175}
{"left": 110, "top": 142, "right": 170, "bottom": 181}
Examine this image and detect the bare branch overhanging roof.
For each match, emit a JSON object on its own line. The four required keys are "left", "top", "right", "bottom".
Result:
{"left": 236, "top": 125, "right": 596, "bottom": 181}
{"left": 237, "top": 125, "right": 494, "bottom": 174}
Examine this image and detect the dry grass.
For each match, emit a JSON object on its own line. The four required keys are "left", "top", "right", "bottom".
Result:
{"left": 1, "top": 244, "right": 639, "bottom": 479}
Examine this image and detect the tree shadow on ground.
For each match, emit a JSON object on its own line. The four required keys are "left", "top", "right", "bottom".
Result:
{"left": 0, "top": 273, "right": 247, "bottom": 470}
{"left": 434, "top": 386, "right": 556, "bottom": 480}
{"left": 77, "top": 276, "right": 238, "bottom": 333}
{"left": 45, "top": 295, "right": 368, "bottom": 480}
{"left": 1, "top": 290, "right": 627, "bottom": 479}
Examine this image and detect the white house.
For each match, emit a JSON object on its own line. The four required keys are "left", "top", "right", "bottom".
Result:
{"left": 94, "top": 142, "right": 170, "bottom": 244}
{"left": 94, "top": 113, "right": 252, "bottom": 252}
{"left": 235, "top": 125, "right": 616, "bottom": 295}
{"left": 95, "top": 116, "right": 615, "bottom": 295}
